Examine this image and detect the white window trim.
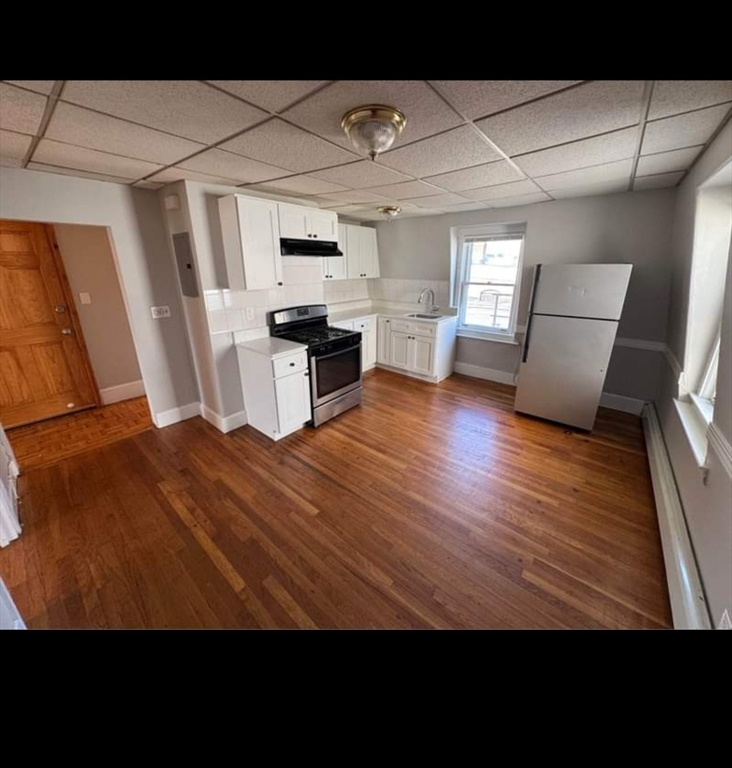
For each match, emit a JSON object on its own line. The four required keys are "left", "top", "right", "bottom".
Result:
{"left": 452, "top": 223, "right": 526, "bottom": 342}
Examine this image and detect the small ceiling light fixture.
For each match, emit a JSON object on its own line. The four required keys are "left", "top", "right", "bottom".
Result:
{"left": 341, "top": 105, "right": 407, "bottom": 161}
{"left": 377, "top": 205, "right": 401, "bottom": 221}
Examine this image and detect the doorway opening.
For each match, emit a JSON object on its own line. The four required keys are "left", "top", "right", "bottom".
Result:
{"left": 0, "top": 219, "right": 151, "bottom": 471}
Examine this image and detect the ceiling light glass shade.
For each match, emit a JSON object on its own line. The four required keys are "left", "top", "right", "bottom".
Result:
{"left": 377, "top": 205, "right": 401, "bottom": 221}
{"left": 341, "top": 105, "right": 407, "bottom": 161}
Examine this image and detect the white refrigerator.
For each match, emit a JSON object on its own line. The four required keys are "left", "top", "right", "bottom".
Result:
{"left": 514, "top": 263, "right": 633, "bottom": 431}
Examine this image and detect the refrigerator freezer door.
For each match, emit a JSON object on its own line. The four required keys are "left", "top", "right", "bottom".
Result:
{"left": 532, "top": 263, "right": 632, "bottom": 320}
{"left": 514, "top": 315, "right": 618, "bottom": 430}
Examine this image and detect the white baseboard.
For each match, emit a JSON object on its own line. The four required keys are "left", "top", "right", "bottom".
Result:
{"left": 99, "top": 379, "right": 145, "bottom": 405}
{"left": 200, "top": 404, "right": 248, "bottom": 434}
{"left": 454, "top": 361, "right": 515, "bottom": 385}
{"left": 599, "top": 392, "right": 646, "bottom": 415}
{"left": 153, "top": 401, "right": 201, "bottom": 428}
{"left": 642, "top": 403, "right": 711, "bottom": 630}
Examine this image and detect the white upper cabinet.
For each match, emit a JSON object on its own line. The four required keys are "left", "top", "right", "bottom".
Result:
{"left": 278, "top": 203, "right": 338, "bottom": 242}
{"left": 345, "top": 224, "right": 380, "bottom": 279}
{"left": 219, "top": 195, "right": 283, "bottom": 291}
{"left": 323, "top": 223, "right": 348, "bottom": 281}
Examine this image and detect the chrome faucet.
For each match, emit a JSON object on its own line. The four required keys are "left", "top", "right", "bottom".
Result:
{"left": 418, "top": 287, "right": 439, "bottom": 313}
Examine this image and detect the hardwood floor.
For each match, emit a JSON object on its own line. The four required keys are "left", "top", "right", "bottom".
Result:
{"left": 6, "top": 396, "right": 152, "bottom": 472}
{"left": 0, "top": 371, "right": 672, "bottom": 629}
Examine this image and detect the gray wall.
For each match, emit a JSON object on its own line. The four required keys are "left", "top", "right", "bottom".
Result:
{"left": 0, "top": 167, "right": 199, "bottom": 422}
{"left": 657, "top": 119, "right": 732, "bottom": 628}
{"left": 376, "top": 188, "right": 677, "bottom": 400}
{"left": 54, "top": 224, "right": 142, "bottom": 391}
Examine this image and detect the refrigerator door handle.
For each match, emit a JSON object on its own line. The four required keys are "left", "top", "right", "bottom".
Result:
{"left": 522, "top": 264, "right": 542, "bottom": 363}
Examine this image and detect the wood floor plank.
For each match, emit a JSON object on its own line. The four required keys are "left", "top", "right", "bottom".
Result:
{"left": 0, "top": 369, "right": 672, "bottom": 629}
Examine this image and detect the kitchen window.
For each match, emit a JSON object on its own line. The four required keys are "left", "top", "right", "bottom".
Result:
{"left": 452, "top": 223, "right": 526, "bottom": 342}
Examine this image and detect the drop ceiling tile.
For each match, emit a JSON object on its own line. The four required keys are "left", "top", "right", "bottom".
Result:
{"left": 402, "top": 192, "right": 470, "bottom": 208}
{"left": 0, "top": 156, "right": 22, "bottom": 168}
{"left": 282, "top": 80, "right": 462, "bottom": 150}
{"left": 400, "top": 208, "right": 448, "bottom": 217}
{"left": 62, "top": 80, "right": 268, "bottom": 144}
{"left": 324, "top": 204, "right": 377, "bottom": 214}
{"left": 316, "top": 189, "right": 389, "bottom": 204}
{"left": 636, "top": 145, "right": 702, "bottom": 176}
{"left": 132, "top": 180, "right": 165, "bottom": 190}
{"left": 32, "top": 139, "right": 162, "bottom": 180}
{"left": 535, "top": 159, "right": 633, "bottom": 190}
{"left": 381, "top": 126, "right": 502, "bottom": 177}
{"left": 461, "top": 179, "right": 542, "bottom": 201}
{"left": 513, "top": 127, "right": 638, "bottom": 177}
{"left": 27, "top": 162, "right": 133, "bottom": 184}
{"left": 309, "top": 160, "right": 412, "bottom": 189}
{"left": 549, "top": 180, "right": 629, "bottom": 199}
{"left": 148, "top": 166, "right": 242, "bottom": 185}
{"left": 179, "top": 147, "right": 289, "bottom": 183}
{"left": 0, "top": 82, "right": 46, "bottom": 134}
{"left": 432, "top": 80, "right": 581, "bottom": 120}
{"left": 489, "top": 192, "right": 552, "bottom": 208}
{"left": 361, "top": 179, "right": 445, "bottom": 199}
{"left": 220, "top": 118, "right": 358, "bottom": 172}
{"left": 5, "top": 80, "right": 56, "bottom": 95}
{"left": 476, "top": 81, "right": 645, "bottom": 156}
{"left": 633, "top": 172, "right": 684, "bottom": 190}
{"left": 423, "top": 160, "right": 524, "bottom": 191}
{"left": 648, "top": 80, "right": 732, "bottom": 120}
{"left": 641, "top": 103, "right": 730, "bottom": 155}
{"left": 244, "top": 174, "right": 347, "bottom": 196}
{"left": 0, "top": 129, "right": 32, "bottom": 161}
{"left": 436, "top": 201, "right": 493, "bottom": 212}
{"left": 207, "top": 81, "right": 327, "bottom": 112}
{"left": 46, "top": 102, "right": 205, "bottom": 165}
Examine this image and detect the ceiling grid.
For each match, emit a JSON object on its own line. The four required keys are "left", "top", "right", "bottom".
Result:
{"left": 1, "top": 79, "right": 730, "bottom": 219}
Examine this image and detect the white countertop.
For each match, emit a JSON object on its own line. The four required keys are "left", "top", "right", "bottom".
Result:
{"left": 236, "top": 336, "right": 306, "bottom": 359}
{"left": 328, "top": 302, "right": 457, "bottom": 324}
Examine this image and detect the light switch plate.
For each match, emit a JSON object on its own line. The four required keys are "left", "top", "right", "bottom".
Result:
{"left": 79, "top": 292, "right": 92, "bottom": 305}
{"left": 151, "top": 305, "right": 171, "bottom": 319}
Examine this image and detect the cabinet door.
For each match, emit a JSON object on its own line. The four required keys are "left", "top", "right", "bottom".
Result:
{"left": 278, "top": 204, "right": 309, "bottom": 239}
{"left": 345, "top": 225, "right": 363, "bottom": 279}
{"left": 411, "top": 336, "right": 434, "bottom": 375}
{"left": 390, "top": 331, "right": 410, "bottom": 369}
{"left": 361, "top": 227, "right": 380, "bottom": 278}
{"left": 308, "top": 209, "right": 338, "bottom": 241}
{"left": 275, "top": 370, "right": 311, "bottom": 435}
{"left": 362, "top": 330, "right": 376, "bottom": 370}
{"left": 325, "top": 254, "right": 347, "bottom": 281}
{"left": 377, "top": 317, "right": 391, "bottom": 364}
{"left": 239, "top": 197, "right": 282, "bottom": 290}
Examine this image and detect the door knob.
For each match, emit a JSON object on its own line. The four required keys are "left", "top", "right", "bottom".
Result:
{"left": 61, "top": 327, "right": 73, "bottom": 335}
{"left": 55, "top": 305, "right": 66, "bottom": 313}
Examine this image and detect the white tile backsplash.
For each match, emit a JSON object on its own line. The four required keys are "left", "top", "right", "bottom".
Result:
{"left": 369, "top": 277, "right": 449, "bottom": 307}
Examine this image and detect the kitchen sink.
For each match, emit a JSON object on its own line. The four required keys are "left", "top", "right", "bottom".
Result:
{"left": 404, "top": 313, "right": 444, "bottom": 320}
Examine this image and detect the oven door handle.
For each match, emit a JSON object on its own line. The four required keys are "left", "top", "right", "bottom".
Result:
{"left": 312, "top": 345, "right": 360, "bottom": 362}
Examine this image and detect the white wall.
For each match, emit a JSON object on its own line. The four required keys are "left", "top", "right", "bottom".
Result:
{"left": 0, "top": 167, "right": 199, "bottom": 423}
{"left": 375, "top": 188, "right": 677, "bottom": 402}
{"left": 53, "top": 223, "right": 142, "bottom": 392}
{"left": 657, "top": 119, "right": 732, "bottom": 628}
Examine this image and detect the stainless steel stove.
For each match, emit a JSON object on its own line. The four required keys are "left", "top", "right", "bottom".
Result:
{"left": 268, "top": 305, "right": 362, "bottom": 427}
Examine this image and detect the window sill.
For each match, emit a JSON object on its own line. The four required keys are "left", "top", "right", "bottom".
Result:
{"left": 673, "top": 398, "right": 709, "bottom": 469}
{"left": 457, "top": 329, "right": 519, "bottom": 345}
{"left": 689, "top": 393, "right": 714, "bottom": 426}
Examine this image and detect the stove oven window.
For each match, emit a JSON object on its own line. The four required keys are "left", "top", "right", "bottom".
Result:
{"left": 315, "top": 346, "right": 361, "bottom": 400}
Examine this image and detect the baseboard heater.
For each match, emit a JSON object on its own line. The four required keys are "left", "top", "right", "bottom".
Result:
{"left": 642, "top": 403, "right": 711, "bottom": 629}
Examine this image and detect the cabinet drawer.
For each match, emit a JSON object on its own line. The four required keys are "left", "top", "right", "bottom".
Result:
{"left": 408, "top": 322, "right": 436, "bottom": 338}
{"left": 389, "top": 319, "right": 410, "bottom": 333}
{"left": 273, "top": 351, "right": 308, "bottom": 379}
{"left": 354, "top": 317, "right": 374, "bottom": 333}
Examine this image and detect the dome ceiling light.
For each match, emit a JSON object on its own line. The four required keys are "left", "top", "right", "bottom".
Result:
{"left": 341, "top": 105, "right": 407, "bottom": 161}
{"left": 377, "top": 205, "right": 401, "bottom": 221}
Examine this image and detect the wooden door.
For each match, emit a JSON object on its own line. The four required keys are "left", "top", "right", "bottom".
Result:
{"left": 0, "top": 220, "right": 99, "bottom": 428}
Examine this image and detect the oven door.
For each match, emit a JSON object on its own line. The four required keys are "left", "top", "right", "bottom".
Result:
{"left": 311, "top": 345, "right": 362, "bottom": 407}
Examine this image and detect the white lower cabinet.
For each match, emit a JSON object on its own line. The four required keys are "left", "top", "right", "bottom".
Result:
{"left": 332, "top": 316, "right": 376, "bottom": 372}
{"left": 378, "top": 315, "right": 457, "bottom": 382}
{"left": 236, "top": 339, "right": 311, "bottom": 441}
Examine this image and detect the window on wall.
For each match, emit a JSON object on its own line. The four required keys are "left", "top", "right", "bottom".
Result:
{"left": 452, "top": 223, "right": 526, "bottom": 340}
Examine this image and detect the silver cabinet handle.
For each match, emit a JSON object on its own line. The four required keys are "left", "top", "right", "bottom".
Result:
{"left": 61, "top": 328, "right": 73, "bottom": 335}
